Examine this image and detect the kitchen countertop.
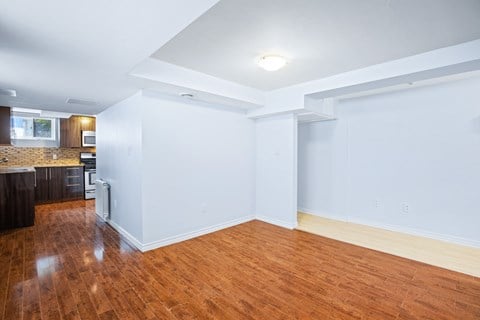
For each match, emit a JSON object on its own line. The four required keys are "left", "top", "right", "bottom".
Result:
{"left": 0, "top": 166, "right": 36, "bottom": 174}
{"left": 33, "top": 163, "right": 84, "bottom": 168}
{"left": 0, "top": 163, "right": 85, "bottom": 173}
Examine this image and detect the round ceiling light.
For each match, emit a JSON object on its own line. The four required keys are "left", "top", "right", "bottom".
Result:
{"left": 257, "top": 55, "right": 287, "bottom": 71}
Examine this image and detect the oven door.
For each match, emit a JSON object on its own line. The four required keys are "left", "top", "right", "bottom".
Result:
{"left": 85, "top": 170, "right": 96, "bottom": 191}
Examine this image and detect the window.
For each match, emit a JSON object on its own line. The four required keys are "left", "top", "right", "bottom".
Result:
{"left": 10, "top": 116, "right": 56, "bottom": 140}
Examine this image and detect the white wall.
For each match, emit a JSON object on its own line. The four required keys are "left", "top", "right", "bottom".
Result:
{"left": 96, "top": 93, "right": 144, "bottom": 243}
{"left": 97, "top": 91, "right": 256, "bottom": 250}
{"left": 298, "top": 76, "right": 480, "bottom": 247}
{"left": 140, "top": 93, "right": 256, "bottom": 245}
{"left": 255, "top": 114, "right": 298, "bottom": 228}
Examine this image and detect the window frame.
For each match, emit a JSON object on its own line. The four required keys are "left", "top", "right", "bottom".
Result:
{"left": 10, "top": 115, "right": 57, "bottom": 141}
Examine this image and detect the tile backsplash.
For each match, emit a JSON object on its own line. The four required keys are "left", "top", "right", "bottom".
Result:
{"left": 0, "top": 146, "right": 95, "bottom": 167}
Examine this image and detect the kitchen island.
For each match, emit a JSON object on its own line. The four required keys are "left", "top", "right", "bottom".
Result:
{"left": 0, "top": 167, "right": 36, "bottom": 231}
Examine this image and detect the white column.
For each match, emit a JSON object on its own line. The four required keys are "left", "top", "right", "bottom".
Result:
{"left": 255, "top": 113, "right": 298, "bottom": 229}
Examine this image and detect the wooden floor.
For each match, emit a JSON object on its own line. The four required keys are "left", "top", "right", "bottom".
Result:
{"left": 0, "top": 202, "right": 479, "bottom": 319}
{"left": 297, "top": 212, "right": 480, "bottom": 277}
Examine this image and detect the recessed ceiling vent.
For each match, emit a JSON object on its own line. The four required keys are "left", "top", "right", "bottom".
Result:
{"left": 66, "top": 98, "right": 97, "bottom": 106}
{"left": 0, "top": 88, "right": 17, "bottom": 97}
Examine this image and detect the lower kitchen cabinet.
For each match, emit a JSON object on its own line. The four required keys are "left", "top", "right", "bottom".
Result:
{"left": 63, "top": 166, "right": 84, "bottom": 200}
{"left": 0, "top": 171, "right": 35, "bottom": 230}
{"left": 50, "top": 167, "right": 65, "bottom": 201}
{"left": 34, "top": 167, "right": 50, "bottom": 203}
{"left": 34, "top": 166, "right": 84, "bottom": 204}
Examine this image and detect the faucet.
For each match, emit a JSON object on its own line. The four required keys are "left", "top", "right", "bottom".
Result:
{"left": 0, "top": 157, "right": 8, "bottom": 163}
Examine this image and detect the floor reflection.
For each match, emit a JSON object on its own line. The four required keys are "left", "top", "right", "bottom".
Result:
{"left": 36, "top": 255, "right": 59, "bottom": 278}
{"left": 94, "top": 247, "right": 104, "bottom": 262}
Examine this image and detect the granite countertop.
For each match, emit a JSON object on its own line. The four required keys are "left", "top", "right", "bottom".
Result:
{"left": 33, "top": 163, "right": 85, "bottom": 168}
{"left": 0, "top": 163, "right": 85, "bottom": 173}
{"left": 0, "top": 167, "right": 36, "bottom": 174}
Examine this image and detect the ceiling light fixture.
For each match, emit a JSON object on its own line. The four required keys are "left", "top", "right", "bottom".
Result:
{"left": 257, "top": 55, "right": 287, "bottom": 71}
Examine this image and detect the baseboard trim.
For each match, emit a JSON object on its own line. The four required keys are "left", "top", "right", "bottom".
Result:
{"left": 107, "top": 219, "right": 144, "bottom": 251}
{"left": 256, "top": 215, "right": 297, "bottom": 229}
{"left": 141, "top": 215, "right": 255, "bottom": 252}
{"left": 106, "top": 213, "right": 307, "bottom": 253}
{"left": 297, "top": 208, "right": 480, "bottom": 248}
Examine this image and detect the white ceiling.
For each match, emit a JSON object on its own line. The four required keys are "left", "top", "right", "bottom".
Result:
{"left": 152, "top": 0, "right": 480, "bottom": 91}
{"left": 1, "top": 0, "right": 479, "bottom": 115}
{"left": 0, "top": 0, "right": 218, "bottom": 114}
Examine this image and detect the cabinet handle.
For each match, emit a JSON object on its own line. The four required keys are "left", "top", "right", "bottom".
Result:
{"left": 66, "top": 184, "right": 80, "bottom": 187}
{"left": 49, "top": 168, "right": 51, "bottom": 180}
{"left": 34, "top": 171, "right": 37, "bottom": 187}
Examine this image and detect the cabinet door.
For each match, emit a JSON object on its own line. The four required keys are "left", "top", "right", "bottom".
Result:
{"left": 60, "top": 117, "right": 81, "bottom": 148}
{"left": 63, "top": 167, "right": 84, "bottom": 200}
{"left": 0, "top": 172, "right": 35, "bottom": 230}
{"left": 80, "top": 116, "right": 95, "bottom": 132}
{"left": 49, "top": 167, "right": 65, "bottom": 201}
{"left": 10, "top": 172, "right": 35, "bottom": 228}
{"left": 0, "top": 174, "right": 13, "bottom": 229}
{"left": 0, "top": 106, "right": 11, "bottom": 145}
{"left": 34, "top": 167, "right": 50, "bottom": 204}
{"left": 59, "top": 118, "right": 70, "bottom": 148}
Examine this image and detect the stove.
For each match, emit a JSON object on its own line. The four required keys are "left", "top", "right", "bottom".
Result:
{"left": 80, "top": 152, "right": 96, "bottom": 200}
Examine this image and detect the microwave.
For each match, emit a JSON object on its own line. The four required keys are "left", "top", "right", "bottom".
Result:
{"left": 82, "top": 131, "right": 96, "bottom": 147}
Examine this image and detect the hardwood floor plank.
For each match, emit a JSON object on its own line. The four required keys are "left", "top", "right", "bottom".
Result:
{"left": 98, "top": 310, "right": 119, "bottom": 320}
{"left": 23, "top": 278, "right": 42, "bottom": 320}
{"left": 0, "top": 200, "right": 479, "bottom": 320}
{"left": 3, "top": 231, "right": 25, "bottom": 320}
{"left": 0, "top": 232, "right": 15, "bottom": 319}
{"left": 52, "top": 270, "right": 81, "bottom": 319}
{"left": 78, "top": 269, "right": 113, "bottom": 315}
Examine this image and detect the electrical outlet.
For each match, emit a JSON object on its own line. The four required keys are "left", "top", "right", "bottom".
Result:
{"left": 402, "top": 203, "right": 409, "bottom": 214}
{"left": 52, "top": 153, "right": 57, "bottom": 160}
{"left": 375, "top": 199, "right": 381, "bottom": 209}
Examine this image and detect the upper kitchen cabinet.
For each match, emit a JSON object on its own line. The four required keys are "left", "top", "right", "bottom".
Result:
{"left": 0, "top": 106, "right": 11, "bottom": 145}
{"left": 60, "top": 115, "right": 95, "bottom": 148}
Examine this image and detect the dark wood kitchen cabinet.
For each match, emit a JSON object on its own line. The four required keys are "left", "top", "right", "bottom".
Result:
{"left": 63, "top": 166, "right": 84, "bottom": 200}
{"left": 34, "top": 166, "right": 84, "bottom": 204}
{"left": 49, "top": 167, "right": 65, "bottom": 201}
{"left": 60, "top": 115, "right": 95, "bottom": 147}
{"left": 34, "top": 167, "right": 50, "bottom": 203}
{"left": 0, "top": 171, "right": 35, "bottom": 230}
{"left": 0, "top": 106, "right": 11, "bottom": 145}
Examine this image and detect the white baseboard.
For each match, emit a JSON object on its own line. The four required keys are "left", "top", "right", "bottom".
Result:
{"left": 298, "top": 208, "right": 480, "bottom": 248}
{"left": 347, "top": 217, "right": 480, "bottom": 249}
{"left": 141, "top": 215, "right": 255, "bottom": 252}
{"left": 106, "top": 219, "right": 144, "bottom": 251}
{"left": 256, "top": 215, "right": 297, "bottom": 229}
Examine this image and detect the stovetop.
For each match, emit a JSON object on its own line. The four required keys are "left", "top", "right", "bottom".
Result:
{"left": 80, "top": 152, "right": 96, "bottom": 170}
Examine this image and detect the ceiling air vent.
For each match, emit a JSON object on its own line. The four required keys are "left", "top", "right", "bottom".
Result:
{"left": 66, "top": 98, "right": 97, "bottom": 106}
{"left": 0, "top": 88, "right": 17, "bottom": 97}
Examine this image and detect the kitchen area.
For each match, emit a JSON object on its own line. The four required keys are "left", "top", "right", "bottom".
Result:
{"left": 0, "top": 106, "right": 96, "bottom": 231}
